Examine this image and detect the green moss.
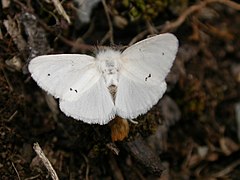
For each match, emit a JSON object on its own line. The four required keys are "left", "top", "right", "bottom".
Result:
{"left": 123, "top": 0, "right": 171, "bottom": 21}
{"left": 127, "top": 112, "right": 159, "bottom": 140}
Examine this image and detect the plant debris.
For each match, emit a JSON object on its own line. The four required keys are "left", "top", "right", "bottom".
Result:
{"left": 1, "top": 0, "right": 240, "bottom": 179}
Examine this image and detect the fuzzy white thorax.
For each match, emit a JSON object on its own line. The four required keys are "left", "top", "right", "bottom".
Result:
{"left": 96, "top": 49, "right": 121, "bottom": 87}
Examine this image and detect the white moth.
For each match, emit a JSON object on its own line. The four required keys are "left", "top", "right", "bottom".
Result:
{"left": 29, "top": 33, "right": 179, "bottom": 125}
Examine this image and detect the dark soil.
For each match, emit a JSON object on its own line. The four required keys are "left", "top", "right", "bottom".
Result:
{"left": 1, "top": 0, "right": 240, "bottom": 179}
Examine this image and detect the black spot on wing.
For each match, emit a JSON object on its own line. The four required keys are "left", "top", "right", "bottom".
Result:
{"left": 47, "top": 73, "right": 50, "bottom": 76}
{"left": 145, "top": 74, "right": 151, "bottom": 81}
{"left": 162, "top": 52, "right": 165, "bottom": 55}
{"left": 71, "top": 60, "right": 74, "bottom": 66}
{"left": 70, "top": 88, "right": 78, "bottom": 93}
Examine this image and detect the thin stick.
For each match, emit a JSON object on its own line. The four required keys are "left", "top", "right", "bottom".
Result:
{"left": 210, "top": 159, "right": 240, "bottom": 178}
{"left": 33, "top": 142, "right": 59, "bottom": 180}
{"left": 11, "top": 162, "right": 21, "bottom": 180}
{"left": 7, "top": 110, "right": 18, "bottom": 122}
{"left": 51, "top": 0, "right": 71, "bottom": 24}
{"left": 128, "top": 119, "right": 138, "bottom": 124}
{"left": 101, "top": 0, "right": 114, "bottom": 44}
{"left": 81, "top": 153, "right": 90, "bottom": 180}
{"left": 161, "top": 0, "right": 240, "bottom": 33}
{"left": 2, "top": 68, "right": 14, "bottom": 92}
{"left": 129, "top": 0, "right": 240, "bottom": 45}
{"left": 13, "top": 0, "right": 95, "bottom": 52}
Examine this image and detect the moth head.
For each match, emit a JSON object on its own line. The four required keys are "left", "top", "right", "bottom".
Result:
{"left": 96, "top": 48, "right": 121, "bottom": 62}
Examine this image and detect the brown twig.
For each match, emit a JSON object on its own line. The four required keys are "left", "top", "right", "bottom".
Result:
{"left": 145, "top": 20, "right": 158, "bottom": 35}
{"left": 14, "top": 0, "right": 96, "bottom": 52}
{"left": 2, "top": 68, "right": 14, "bottom": 92}
{"left": 209, "top": 159, "right": 240, "bottom": 178}
{"left": 13, "top": 0, "right": 33, "bottom": 12}
{"left": 51, "top": 0, "right": 71, "bottom": 24}
{"left": 81, "top": 153, "right": 90, "bottom": 180}
{"left": 109, "top": 154, "right": 124, "bottom": 180}
{"left": 196, "top": 19, "right": 234, "bottom": 40}
{"left": 101, "top": 0, "right": 114, "bottom": 44}
{"left": 130, "top": 0, "right": 240, "bottom": 45}
{"left": 161, "top": 0, "right": 240, "bottom": 33}
{"left": 129, "top": 20, "right": 159, "bottom": 45}
{"left": 37, "top": 19, "right": 96, "bottom": 52}
{"left": 11, "top": 162, "right": 21, "bottom": 180}
{"left": 7, "top": 110, "right": 18, "bottom": 122}
{"left": 24, "top": 174, "right": 41, "bottom": 180}
{"left": 129, "top": 29, "right": 148, "bottom": 45}
{"left": 3, "top": 15, "right": 27, "bottom": 52}
{"left": 33, "top": 143, "right": 59, "bottom": 180}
